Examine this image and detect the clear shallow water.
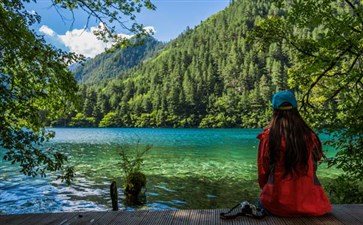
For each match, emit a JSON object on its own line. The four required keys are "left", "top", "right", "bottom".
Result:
{"left": 0, "top": 128, "right": 341, "bottom": 214}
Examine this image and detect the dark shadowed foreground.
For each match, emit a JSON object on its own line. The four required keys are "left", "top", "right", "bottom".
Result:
{"left": 0, "top": 204, "right": 362, "bottom": 225}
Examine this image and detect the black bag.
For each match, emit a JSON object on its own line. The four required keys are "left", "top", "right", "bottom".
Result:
{"left": 220, "top": 201, "right": 266, "bottom": 220}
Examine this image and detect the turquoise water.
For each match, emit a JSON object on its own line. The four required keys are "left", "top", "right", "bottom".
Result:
{"left": 0, "top": 128, "right": 340, "bottom": 214}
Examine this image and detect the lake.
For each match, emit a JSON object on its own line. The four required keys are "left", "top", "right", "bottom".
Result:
{"left": 0, "top": 128, "right": 341, "bottom": 214}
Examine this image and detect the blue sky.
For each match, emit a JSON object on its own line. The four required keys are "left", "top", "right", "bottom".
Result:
{"left": 26, "top": 0, "right": 230, "bottom": 58}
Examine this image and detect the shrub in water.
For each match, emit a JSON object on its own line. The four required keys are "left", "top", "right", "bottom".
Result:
{"left": 118, "top": 140, "right": 152, "bottom": 205}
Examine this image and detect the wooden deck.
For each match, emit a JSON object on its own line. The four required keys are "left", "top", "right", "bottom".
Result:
{"left": 0, "top": 204, "right": 362, "bottom": 225}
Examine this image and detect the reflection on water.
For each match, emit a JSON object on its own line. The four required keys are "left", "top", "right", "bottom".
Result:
{"left": 0, "top": 128, "right": 340, "bottom": 214}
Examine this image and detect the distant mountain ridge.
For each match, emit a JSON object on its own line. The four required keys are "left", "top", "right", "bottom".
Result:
{"left": 72, "top": 37, "right": 165, "bottom": 84}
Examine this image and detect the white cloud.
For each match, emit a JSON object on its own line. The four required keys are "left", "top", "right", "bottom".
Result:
{"left": 39, "top": 24, "right": 156, "bottom": 58}
{"left": 39, "top": 25, "right": 56, "bottom": 37}
{"left": 143, "top": 26, "right": 156, "bottom": 34}
{"left": 58, "top": 26, "right": 112, "bottom": 58}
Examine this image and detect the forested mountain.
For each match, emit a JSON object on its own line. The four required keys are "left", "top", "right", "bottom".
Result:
{"left": 73, "top": 37, "right": 164, "bottom": 84}
{"left": 58, "top": 0, "right": 293, "bottom": 128}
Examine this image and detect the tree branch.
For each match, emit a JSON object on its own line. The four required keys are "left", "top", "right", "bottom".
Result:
{"left": 344, "top": 0, "right": 363, "bottom": 30}
{"left": 288, "top": 39, "right": 317, "bottom": 58}
{"left": 302, "top": 46, "right": 352, "bottom": 107}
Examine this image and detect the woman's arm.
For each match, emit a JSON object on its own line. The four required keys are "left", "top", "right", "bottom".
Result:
{"left": 257, "top": 131, "right": 270, "bottom": 189}
{"left": 312, "top": 133, "right": 324, "bottom": 161}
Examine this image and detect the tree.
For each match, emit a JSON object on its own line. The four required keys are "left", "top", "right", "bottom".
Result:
{"left": 252, "top": 0, "right": 363, "bottom": 188}
{"left": 83, "top": 88, "right": 97, "bottom": 117}
{"left": 0, "top": 0, "right": 155, "bottom": 183}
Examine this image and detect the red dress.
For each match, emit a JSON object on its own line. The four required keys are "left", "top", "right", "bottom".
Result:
{"left": 257, "top": 129, "right": 332, "bottom": 217}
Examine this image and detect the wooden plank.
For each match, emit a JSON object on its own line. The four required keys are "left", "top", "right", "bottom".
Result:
{"left": 139, "top": 210, "right": 175, "bottom": 225}
{"left": 188, "top": 209, "right": 216, "bottom": 225}
{"left": 300, "top": 216, "right": 325, "bottom": 225}
{"left": 49, "top": 212, "right": 79, "bottom": 225}
{"left": 171, "top": 209, "right": 191, "bottom": 225}
{"left": 284, "top": 213, "right": 346, "bottom": 225}
{"left": 0, "top": 205, "right": 362, "bottom": 225}
{"left": 156, "top": 210, "right": 176, "bottom": 225}
{"left": 191, "top": 210, "right": 216, "bottom": 225}
{"left": 188, "top": 209, "right": 202, "bottom": 225}
{"left": 200, "top": 209, "right": 217, "bottom": 225}
{"left": 281, "top": 217, "right": 306, "bottom": 225}
{"left": 1, "top": 213, "right": 39, "bottom": 225}
{"left": 91, "top": 211, "right": 122, "bottom": 225}
{"left": 0, "top": 214, "right": 30, "bottom": 225}
{"left": 317, "top": 213, "right": 345, "bottom": 225}
{"left": 350, "top": 204, "right": 363, "bottom": 223}
{"left": 0, "top": 214, "right": 24, "bottom": 225}
{"left": 262, "top": 216, "right": 286, "bottom": 225}
{"left": 61, "top": 211, "right": 107, "bottom": 225}
{"left": 331, "top": 205, "right": 362, "bottom": 225}
{"left": 108, "top": 209, "right": 149, "bottom": 225}
{"left": 338, "top": 204, "right": 363, "bottom": 224}
{"left": 19, "top": 212, "right": 78, "bottom": 225}
{"left": 217, "top": 208, "right": 233, "bottom": 225}
{"left": 233, "top": 216, "right": 255, "bottom": 225}
{"left": 208, "top": 209, "right": 221, "bottom": 225}
{"left": 213, "top": 208, "right": 231, "bottom": 225}
{"left": 207, "top": 208, "right": 219, "bottom": 225}
{"left": 244, "top": 215, "right": 275, "bottom": 225}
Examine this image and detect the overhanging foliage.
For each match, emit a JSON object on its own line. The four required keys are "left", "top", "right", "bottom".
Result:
{"left": 0, "top": 0, "right": 155, "bottom": 183}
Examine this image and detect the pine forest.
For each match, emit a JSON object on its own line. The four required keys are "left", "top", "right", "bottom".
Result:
{"left": 56, "top": 1, "right": 291, "bottom": 128}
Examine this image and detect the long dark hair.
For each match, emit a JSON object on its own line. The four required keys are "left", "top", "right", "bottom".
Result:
{"left": 268, "top": 107, "right": 321, "bottom": 177}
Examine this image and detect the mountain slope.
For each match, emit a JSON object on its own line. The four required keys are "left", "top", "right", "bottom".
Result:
{"left": 66, "top": 0, "right": 293, "bottom": 128}
{"left": 73, "top": 37, "right": 164, "bottom": 84}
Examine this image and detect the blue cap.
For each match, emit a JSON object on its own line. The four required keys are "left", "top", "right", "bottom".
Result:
{"left": 272, "top": 91, "right": 297, "bottom": 110}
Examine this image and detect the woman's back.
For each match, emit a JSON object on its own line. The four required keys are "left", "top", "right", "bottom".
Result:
{"left": 257, "top": 91, "right": 332, "bottom": 217}
{"left": 258, "top": 129, "right": 331, "bottom": 217}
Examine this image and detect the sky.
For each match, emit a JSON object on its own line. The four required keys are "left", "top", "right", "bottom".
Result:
{"left": 26, "top": 0, "right": 231, "bottom": 58}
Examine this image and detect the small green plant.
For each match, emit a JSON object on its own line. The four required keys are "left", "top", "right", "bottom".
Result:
{"left": 118, "top": 140, "right": 152, "bottom": 205}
